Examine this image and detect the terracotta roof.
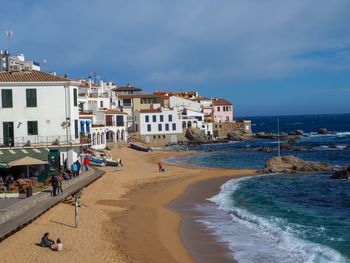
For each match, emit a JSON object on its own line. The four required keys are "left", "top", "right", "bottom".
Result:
{"left": 138, "top": 109, "right": 162, "bottom": 113}
{"left": 118, "top": 94, "right": 161, "bottom": 99}
{"left": 154, "top": 91, "right": 198, "bottom": 96}
{"left": 212, "top": 98, "right": 232, "bottom": 105}
{"left": 191, "top": 97, "right": 211, "bottom": 101}
{"left": 105, "top": 109, "right": 127, "bottom": 115}
{"left": 0, "top": 70, "right": 69, "bottom": 82}
{"left": 112, "top": 86, "right": 142, "bottom": 92}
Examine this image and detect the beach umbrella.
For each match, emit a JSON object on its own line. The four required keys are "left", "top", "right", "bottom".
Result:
{"left": 8, "top": 156, "right": 48, "bottom": 177}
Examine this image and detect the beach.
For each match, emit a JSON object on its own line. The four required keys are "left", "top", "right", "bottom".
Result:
{"left": 0, "top": 146, "right": 256, "bottom": 263}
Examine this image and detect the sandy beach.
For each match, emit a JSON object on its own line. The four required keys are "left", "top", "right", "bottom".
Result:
{"left": 0, "top": 146, "right": 256, "bottom": 263}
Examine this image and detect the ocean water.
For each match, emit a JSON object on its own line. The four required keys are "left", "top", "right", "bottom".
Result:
{"left": 165, "top": 114, "right": 350, "bottom": 263}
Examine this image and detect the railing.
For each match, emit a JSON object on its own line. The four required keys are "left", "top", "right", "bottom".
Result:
{"left": 0, "top": 135, "right": 80, "bottom": 148}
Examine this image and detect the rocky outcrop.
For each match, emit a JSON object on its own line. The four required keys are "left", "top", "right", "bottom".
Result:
{"left": 289, "top": 129, "right": 304, "bottom": 136}
{"left": 280, "top": 143, "right": 308, "bottom": 151}
{"left": 265, "top": 155, "right": 332, "bottom": 173}
{"left": 227, "top": 131, "right": 253, "bottom": 141}
{"left": 318, "top": 128, "right": 328, "bottom": 135}
{"left": 185, "top": 128, "right": 209, "bottom": 144}
{"left": 256, "top": 147, "right": 273, "bottom": 153}
{"left": 331, "top": 166, "right": 350, "bottom": 179}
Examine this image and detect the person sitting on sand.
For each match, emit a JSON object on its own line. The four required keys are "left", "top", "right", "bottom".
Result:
{"left": 39, "top": 232, "right": 54, "bottom": 247}
{"left": 158, "top": 162, "right": 165, "bottom": 172}
{"left": 50, "top": 238, "right": 63, "bottom": 252}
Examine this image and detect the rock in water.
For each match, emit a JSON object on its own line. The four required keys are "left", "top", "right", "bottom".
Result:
{"left": 318, "top": 128, "right": 328, "bottom": 134}
{"left": 331, "top": 166, "right": 350, "bottom": 179}
{"left": 265, "top": 155, "right": 332, "bottom": 173}
{"left": 185, "top": 128, "right": 209, "bottom": 144}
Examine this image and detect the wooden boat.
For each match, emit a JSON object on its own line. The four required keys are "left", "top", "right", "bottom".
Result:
{"left": 129, "top": 143, "right": 151, "bottom": 152}
{"left": 88, "top": 155, "right": 105, "bottom": 166}
{"left": 105, "top": 158, "right": 122, "bottom": 167}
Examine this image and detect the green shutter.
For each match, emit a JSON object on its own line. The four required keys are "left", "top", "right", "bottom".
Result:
{"left": 26, "top": 89, "right": 37, "bottom": 107}
{"left": 74, "top": 119, "right": 79, "bottom": 139}
{"left": 2, "top": 89, "right": 13, "bottom": 108}
{"left": 73, "top": 89, "right": 78, "bottom": 106}
{"left": 27, "top": 121, "right": 38, "bottom": 135}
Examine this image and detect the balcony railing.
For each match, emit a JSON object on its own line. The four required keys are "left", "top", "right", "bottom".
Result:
{"left": 0, "top": 135, "right": 80, "bottom": 148}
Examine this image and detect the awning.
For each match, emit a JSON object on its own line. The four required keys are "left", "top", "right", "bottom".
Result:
{"left": 0, "top": 163, "right": 8, "bottom": 169}
{"left": 0, "top": 148, "right": 49, "bottom": 164}
{"left": 8, "top": 156, "right": 48, "bottom": 167}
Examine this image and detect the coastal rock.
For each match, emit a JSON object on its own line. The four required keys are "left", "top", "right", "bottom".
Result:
{"left": 289, "top": 130, "right": 304, "bottom": 136}
{"left": 227, "top": 131, "right": 253, "bottom": 141}
{"left": 255, "top": 132, "right": 274, "bottom": 139}
{"left": 185, "top": 128, "right": 209, "bottom": 144}
{"left": 265, "top": 155, "right": 332, "bottom": 173}
{"left": 318, "top": 128, "right": 328, "bottom": 135}
{"left": 331, "top": 166, "right": 350, "bottom": 179}
{"left": 280, "top": 143, "right": 307, "bottom": 151}
{"left": 256, "top": 147, "right": 273, "bottom": 153}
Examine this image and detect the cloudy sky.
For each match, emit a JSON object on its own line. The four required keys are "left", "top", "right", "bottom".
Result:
{"left": 1, "top": 0, "right": 350, "bottom": 116}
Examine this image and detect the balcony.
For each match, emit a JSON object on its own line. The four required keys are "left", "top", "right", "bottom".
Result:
{"left": 0, "top": 135, "right": 80, "bottom": 148}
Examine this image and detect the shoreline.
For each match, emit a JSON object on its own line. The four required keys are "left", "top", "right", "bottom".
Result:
{"left": 0, "top": 147, "right": 256, "bottom": 263}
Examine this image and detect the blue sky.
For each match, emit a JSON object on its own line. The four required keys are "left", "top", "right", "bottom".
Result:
{"left": 1, "top": 0, "right": 350, "bottom": 116}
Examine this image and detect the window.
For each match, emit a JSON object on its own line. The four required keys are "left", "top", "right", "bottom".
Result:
{"left": 145, "top": 115, "right": 149, "bottom": 123}
{"left": 73, "top": 88, "right": 78, "bottom": 106}
{"left": 160, "top": 115, "right": 164, "bottom": 122}
{"left": 100, "top": 101, "right": 104, "bottom": 108}
{"left": 168, "top": 115, "right": 173, "bottom": 122}
{"left": 1, "top": 89, "right": 13, "bottom": 108}
{"left": 147, "top": 124, "right": 151, "bottom": 132}
{"left": 158, "top": 135, "right": 161, "bottom": 139}
{"left": 123, "top": 99, "right": 131, "bottom": 106}
{"left": 158, "top": 124, "right": 162, "bottom": 131}
{"left": 152, "top": 115, "right": 157, "bottom": 122}
{"left": 172, "top": 123, "right": 176, "bottom": 131}
{"left": 153, "top": 135, "right": 156, "bottom": 139}
{"left": 74, "top": 120, "right": 79, "bottom": 139}
{"left": 26, "top": 89, "right": 37, "bottom": 107}
{"left": 116, "top": 116, "right": 124, "bottom": 126}
{"left": 165, "top": 123, "right": 169, "bottom": 131}
{"left": 27, "top": 121, "right": 38, "bottom": 135}
{"left": 162, "top": 135, "right": 165, "bottom": 139}
{"left": 217, "top": 106, "right": 220, "bottom": 111}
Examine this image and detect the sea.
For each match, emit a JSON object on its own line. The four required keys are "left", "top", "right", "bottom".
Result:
{"left": 165, "top": 114, "right": 350, "bottom": 263}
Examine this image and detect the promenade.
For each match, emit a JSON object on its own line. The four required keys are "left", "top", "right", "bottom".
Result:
{"left": 0, "top": 168, "right": 104, "bottom": 241}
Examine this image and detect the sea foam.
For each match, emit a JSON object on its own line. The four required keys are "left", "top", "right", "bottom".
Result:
{"left": 196, "top": 177, "right": 350, "bottom": 263}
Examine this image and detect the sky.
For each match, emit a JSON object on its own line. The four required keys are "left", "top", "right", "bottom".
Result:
{"left": 1, "top": 0, "right": 350, "bottom": 116}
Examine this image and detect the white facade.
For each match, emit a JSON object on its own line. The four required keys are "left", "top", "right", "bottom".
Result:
{"left": 134, "top": 108, "right": 182, "bottom": 144}
{"left": 169, "top": 96, "right": 201, "bottom": 112}
{"left": 0, "top": 71, "right": 81, "bottom": 167}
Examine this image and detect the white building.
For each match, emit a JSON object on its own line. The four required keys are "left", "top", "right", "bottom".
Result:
{"left": 78, "top": 79, "right": 128, "bottom": 149}
{"left": 0, "top": 70, "right": 80, "bottom": 169}
{"left": 134, "top": 108, "right": 182, "bottom": 145}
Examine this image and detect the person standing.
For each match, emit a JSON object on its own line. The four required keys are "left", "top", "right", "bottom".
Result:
{"left": 83, "top": 156, "right": 90, "bottom": 171}
{"left": 50, "top": 174, "right": 59, "bottom": 196}
{"left": 75, "top": 160, "right": 81, "bottom": 176}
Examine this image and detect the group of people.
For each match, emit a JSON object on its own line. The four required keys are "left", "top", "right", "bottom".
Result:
{"left": 38, "top": 233, "right": 63, "bottom": 252}
{"left": 0, "top": 174, "right": 14, "bottom": 192}
{"left": 50, "top": 158, "right": 90, "bottom": 197}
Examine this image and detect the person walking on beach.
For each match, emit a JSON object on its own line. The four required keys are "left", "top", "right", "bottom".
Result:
{"left": 158, "top": 162, "right": 165, "bottom": 172}
{"left": 50, "top": 175, "right": 59, "bottom": 196}
{"left": 83, "top": 156, "right": 90, "bottom": 171}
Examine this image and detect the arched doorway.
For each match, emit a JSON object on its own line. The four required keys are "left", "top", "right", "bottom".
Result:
{"left": 101, "top": 132, "right": 105, "bottom": 144}
{"left": 106, "top": 130, "right": 115, "bottom": 142}
{"left": 121, "top": 129, "right": 125, "bottom": 141}
{"left": 97, "top": 132, "right": 101, "bottom": 145}
{"left": 92, "top": 133, "right": 96, "bottom": 145}
{"left": 182, "top": 121, "right": 186, "bottom": 129}
{"left": 117, "top": 130, "right": 120, "bottom": 142}
{"left": 187, "top": 121, "right": 192, "bottom": 128}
